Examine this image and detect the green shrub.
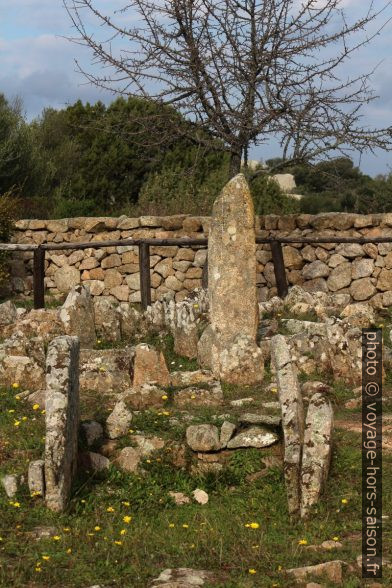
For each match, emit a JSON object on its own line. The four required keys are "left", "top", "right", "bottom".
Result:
{"left": 0, "top": 189, "right": 19, "bottom": 288}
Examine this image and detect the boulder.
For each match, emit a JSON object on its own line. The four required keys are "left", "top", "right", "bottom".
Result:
{"left": 94, "top": 298, "right": 121, "bottom": 342}
{"left": 106, "top": 401, "right": 133, "bottom": 439}
{"left": 226, "top": 426, "right": 279, "bottom": 449}
{"left": 28, "top": 460, "right": 45, "bottom": 497}
{"left": 132, "top": 344, "right": 170, "bottom": 389}
{"left": 53, "top": 265, "right": 80, "bottom": 293}
{"left": 59, "top": 285, "right": 96, "bottom": 348}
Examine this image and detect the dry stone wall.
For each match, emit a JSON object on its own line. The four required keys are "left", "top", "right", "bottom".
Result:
{"left": 9, "top": 212, "right": 392, "bottom": 306}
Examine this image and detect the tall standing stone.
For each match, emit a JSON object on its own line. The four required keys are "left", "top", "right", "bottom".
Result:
{"left": 59, "top": 285, "right": 96, "bottom": 348}
{"left": 45, "top": 336, "right": 80, "bottom": 512}
{"left": 300, "top": 392, "right": 334, "bottom": 518}
{"left": 271, "top": 334, "right": 304, "bottom": 517}
{"left": 197, "top": 174, "right": 263, "bottom": 385}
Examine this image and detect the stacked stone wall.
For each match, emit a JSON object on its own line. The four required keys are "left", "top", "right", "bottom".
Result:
{"left": 9, "top": 212, "right": 392, "bottom": 305}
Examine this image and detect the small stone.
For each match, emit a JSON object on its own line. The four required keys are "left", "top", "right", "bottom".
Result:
{"left": 1, "top": 474, "right": 18, "bottom": 498}
{"left": 238, "top": 413, "right": 281, "bottom": 427}
{"left": 81, "top": 421, "right": 104, "bottom": 447}
{"left": 192, "top": 488, "right": 209, "bottom": 504}
{"left": 106, "top": 401, "right": 133, "bottom": 439}
{"left": 78, "top": 451, "right": 110, "bottom": 472}
{"left": 227, "top": 426, "right": 278, "bottom": 449}
{"left": 116, "top": 447, "right": 141, "bottom": 473}
{"left": 186, "top": 424, "right": 221, "bottom": 452}
{"left": 169, "top": 491, "right": 190, "bottom": 505}
{"left": 229, "top": 397, "right": 255, "bottom": 407}
{"left": 28, "top": 460, "right": 45, "bottom": 497}
{"left": 286, "top": 560, "right": 343, "bottom": 584}
{"left": 220, "top": 421, "right": 236, "bottom": 447}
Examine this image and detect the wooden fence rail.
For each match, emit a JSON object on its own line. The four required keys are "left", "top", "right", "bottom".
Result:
{"left": 3, "top": 235, "right": 392, "bottom": 310}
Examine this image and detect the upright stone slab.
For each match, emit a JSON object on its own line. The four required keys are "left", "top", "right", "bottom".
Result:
{"left": 300, "top": 392, "right": 334, "bottom": 518}
{"left": 59, "top": 285, "right": 96, "bottom": 348}
{"left": 45, "top": 336, "right": 80, "bottom": 512}
{"left": 271, "top": 334, "right": 304, "bottom": 517}
{"left": 198, "top": 174, "right": 263, "bottom": 385}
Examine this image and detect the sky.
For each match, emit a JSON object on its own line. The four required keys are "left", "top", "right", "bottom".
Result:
{"left": 1, "top": 0, "right": 392, "bottom": 176}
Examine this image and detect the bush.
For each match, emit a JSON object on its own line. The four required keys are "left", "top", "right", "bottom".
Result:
{"left": 0, "top": 189, "right": 19, "bottom": 289}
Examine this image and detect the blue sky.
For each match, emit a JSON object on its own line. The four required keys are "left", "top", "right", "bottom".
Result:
{"left": 1, "top": 0, "right": 392, "bottom": 176}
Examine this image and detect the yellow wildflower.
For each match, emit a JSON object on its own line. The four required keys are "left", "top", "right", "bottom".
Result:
{"left": 249, "top": 522, "right": 260, "bottom": 529}
{"left": 14, "top": 395, "right": 20, "bottom": 400}
{"left": 169, "top": 523, "right": 175, "bottom": 528}
{"left": 42, "top": 555, "right": 50, "bottom": 561}
{"left": 12, "top": 502, "right": 21, "bottom": 508}
{"left": 12, "top": 383, "right": 19, "bottom": 389}
{"left": 32, "top": 403, "right": 40, "bottom": 410}
{"left": 298, "top": 539, "right": 307, "bottom": 545}
{"left": 66, "top": 548, "right": 72, "bottom": 554}
{"left": 122, "top": 501, "right": 130, "bottom": 507}
{"left": 14, "top": 421, "right": 20, "bottom": 427}
{"left": 94, "top": 526, "right": 101, "bottom": 531}
{"left": 123, "top": 515, "right": 132, "bottom": 523}
{"left": 52, "top": 536, "right": 61, "bottom": 541}
{"left": 248, "top": 568, "right": 257, "bottom": 574}
{"left": 107, "top": 506, "right": 115, "bottom": 512}
{"left": 333, "top": 536, "right": 340, "bottom": 541}
{"left": 22, "top": 416, "right": 27, "bottom": 421}
{"left": 114, "top": 540, "right": 122, "bottom": 545}
{"left": 63, "top": 527, "right": 71, "bottom": 532}
{"left": 341, "top": 498, "right": 348, "bottom": 504}
{"left": 182, "top": 524, "right": 189, "bottom": 528}
{"left": 161, "top": 395, "right": 168, "bottom": 400}
{"left": 120, "top": 529, "right": 127, "bottom": 535}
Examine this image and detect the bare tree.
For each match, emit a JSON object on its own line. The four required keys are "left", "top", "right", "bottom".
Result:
{"left": 64, "top": 0, "right": 392, "bottom": 178}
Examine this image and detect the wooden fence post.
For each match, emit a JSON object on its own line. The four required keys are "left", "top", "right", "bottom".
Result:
{"left": 270, "top": 241, "right": 288, "bottom": 299}
{"left": 139, "top": 242, "right": 151, "bottom": 309}
{"left": 33, "top": 246, "right": 45, "bottom": 309}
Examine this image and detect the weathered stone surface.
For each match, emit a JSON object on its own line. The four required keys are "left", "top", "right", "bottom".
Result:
{"left": 78, "top": 451, "right": 110, "bottom": 472}
{"left": 286, "top": 560, "right": 343, "bottom": 584}
{"left": 326, "top": 323, "right": 362, "bottom": 386}
{"left": 116, "top": 447, "right": 141, "bottom": 473}
{"left": 150, "top": 568, "right": 220, "bottom": 587}
{"left": 239, "top": 413, "right": 281, "bottom": 427}
{"left": 193, "top": 488, "right": 209, "bottom": 504}
{"left": 125, "top": 383, "right": 166, "bottom": 410}
{"left": 227, "top": 426, "right": 279, "bottom": 449}
{"left": 199, "top": 174, "right": 262, "bottom": 384}
{"left": 170, "top": 370, "right": 215, "bottom": 388}
{"left": 0, "top": 300, "right": 17, "bottom": 327}
{"left": 173, "top": 384, "right": 223, "bottom": 408}
{"left": 133, "top": 343, "right": 170, "bottom": 388}
{"left": 81, "top": 421, "right": 104, "bottom": 447}
{"left": 1, "top": 474, "right": 18, "bottom": 498}
{"left": 169, "top": 491, "right": 190, "bottom": 505}
{"left": 59, "top": 285, "right": 96, "bottom": 348}
{"left": 53, "top": 265, "right": 80, "bottom": 293}
{"left": 0, "top": 352, "right": 45, "bottom": 391}
{"left": 45, "top": 336, "right": 80, "bottom": 512}
{"left": 352, "top": 258, "right": 374, "bottom": 279}
{"left": 300, "top": 392, "right": 333, "bottom": 518}
{"left": 327, "top": 263, "right": 352, "bottom": 291}
{"left": 106, "top": 401, "right": 133, "bottom": 439}
{"left": 377, "top": 268, "right": 392, "bottom": 291}
{"left": 28, "top": 460, "right": 45, "bottom": 496}
{"left": 271, "top": 334, "right": 304, "bottom": 517}
{"left": 79, "top": 348, "right": 134, "bottom": 394}
{"left": 116, "top": 435, "right": 165, "bottom": 472}
{"left": 349, "top": 277, "right": 376, "bottom": 301}
{"left": 220, "top": 421, "right": 236, "bottom": 447}
{"left": 186, "top": 424, "right": 221, "bottom": 452}
{"left": 302, "top": 260, "right": 330, "bottom": 280}
{"left": 94, "top": 298, "right": 121, "bottom": 342}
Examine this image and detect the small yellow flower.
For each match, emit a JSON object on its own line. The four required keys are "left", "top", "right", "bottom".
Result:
{"left": 52, "top": 535, "right": 61, "bottom": 541}
{"left": 107, "top": 506, "right": 115, "bottom": 512}
{"left": 333, "top": 536, "right": 340, "bottom": 541}
{"left": 193, "top": 304, "right": 199, "bottom": 308}
{"left": 169, "top": 523, "right": 175, "bottom": 528}
{"left": 32, "top": 403, "right": 40, "bottom": 411}
{"left": 94, "top": 526, "right": 101, "bottom": 531}
{"left": 248, "top": 568, "right": 257, "bottom": 575}
{"left": 99, "top": 366, "right": 106, "bottom": 372}
{"left": 22, "top": 416, "right": 27, "bottom": 421}
{"left": 123, "top": 515, "right": 132, "bottom": 523}
{"left": 63, "top": 527, "right": 71, "bottom": 532}
{"left": 191, "top": 395, "right": 196, "bottom": 399}
{"left": 35, "top": 567, "right": 42, "bottom": 573}
{"left": 81, "top": 500, "right": 86, "bottom": 504}
{"left": 122, "top": 501, "right": 130, "bottom": 507}
{"left": 278, "top": 565, "right": 282, "bottom": 571}
{"left": 182, "top": 524, "right": 189, "bottom": 529}
{"left": 128, "top": 429, "right": 134, "bottom": 433}
{"left": 12, "top": 383, "right": 19, "bottom": 389}
{"left": 249, "top": 522, "right": 260, "bottom": 529}
{"left": 341, "top": 498, "right": 348, "bottom": 504}
{"left": 66, "top": 548, "right": 72, "bottom": 554}
{"left": 87, "top": 532, "right": 94, "bottom": 536}
{"left": 245, "top": 523, "right": 250, "bottom": 528}
{"left": 42, "top": 555, "right": 50, "bottom": 561}
{"left": 271, "top": 387, "right": 277, "bottom": 393}
{"left": 120, "top": 529, "right": 127, "bottom": 535}
{"left": 252, "top": 544, "right": 259, "bottom": 549}
{"left": 8, "top": 409, "right": 15, "bottom": 413}
{"left": 298, "top": 539, "right": 307, "bottom": 545}
{"left": 14, "top": 420, "right": 21, "bottom": 427}
{"left": 14, "top": 395, "right": 20, "bottom": 400}
{"left": 97, "top": 339, "right": 102, "bottom": 344}
{"left": 114, "top": 540, "right": 122, "bottom": 545}
{"left": 12, "top": 502, "right": 21, "bottom": 508}
{"left": 41, "top": 409, "right": 46, "bottom": 414}
{"left": 161, "top": 395, "right": 168, "bottom": 400}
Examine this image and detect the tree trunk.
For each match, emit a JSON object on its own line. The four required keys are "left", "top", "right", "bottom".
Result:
{"left": 229, "top": 151, "right": 242, "bottom": 179}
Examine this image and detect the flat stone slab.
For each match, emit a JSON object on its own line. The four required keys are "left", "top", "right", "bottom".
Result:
{"left": 239, "top": 413, "right": 281, "bottom": 427}
{"left": 227, "top": 426, "right": 279, "bottom": 449}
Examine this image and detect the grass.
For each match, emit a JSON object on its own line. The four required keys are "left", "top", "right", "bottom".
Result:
{"left": 1, "top": 380, "right": 391, "bottom": 587}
